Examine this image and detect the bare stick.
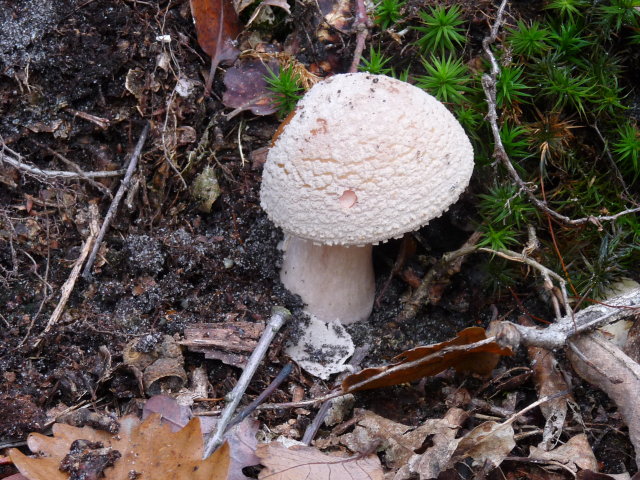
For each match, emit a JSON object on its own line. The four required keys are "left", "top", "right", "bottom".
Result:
{"left": 480, "top": 0, "right": 640, "bottom": 227}
{"left": 1, "top": 139, "right": 125, "bottom": 180}
{"left": 478, "top": 247, "right": 571, "bottom": 318}
{"left": 301, "top": 345, "right": 370, "bottom": 445}
{"left": 41, "top": 145, "right": 113, "bottom": 198}
{"left": 348, "top": 0, "right": 371, "bottom": 73}
{"left": 226, "top": 362, "right": 294, "bottom": 429}
{"left": 32, "top": 204, "right": 100, "bottom": 349}
{"left": 82, "top": 123, "right": 150, "bottom": 279}
{"left": 397, "top": 231, "right": 481, "bottom": 322}
{"left": 493, "top": 287, "right": 640, "bottom": 351}
{"left": 203, "top": 307, "right": 291, "bottom": 458}
{"left": 259, "top": 338, "right": 498, "bottom": 411}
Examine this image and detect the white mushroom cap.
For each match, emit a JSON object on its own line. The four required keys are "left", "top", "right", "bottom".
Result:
{"left": 260, "top": 72, "right": 474, "bottom": 246}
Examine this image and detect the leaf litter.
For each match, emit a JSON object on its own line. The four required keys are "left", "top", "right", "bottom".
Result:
{"left": 10, "top": 415, "right": 231, "bottom": 480}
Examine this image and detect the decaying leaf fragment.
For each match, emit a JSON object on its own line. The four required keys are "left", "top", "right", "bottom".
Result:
{"left": 567, "top": 332, "right": 640, "bottom": 466}
{"left": 189, "top": 0, "right": 242, "bottom": 93}
{"left": 528, "top": 433, "right": 598, "bottom": 473}
{"left": 339, "top": 410, "right": 463, "bottom": 470}
{"left": 256, "top": 441, "right": 383, "bottom": 480}
{"left": 222, "top": 58, "right": 279, "bottom": 117}
{"left": 451, "top": 420, "right": 516, "bottom": 469}
{"left": 524, "top": 316, "right": 572, "bottom": 451}
{"left": 394, "top": 407, "right": 468, "bottom": 480}
{"left": 342, "top": 327, "right": 512, "bottom": 392}
{"left": 10, "top": 414, "right": 230, "bottom": 480}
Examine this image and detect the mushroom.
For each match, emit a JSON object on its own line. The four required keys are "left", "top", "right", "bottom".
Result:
{"left": 260, "top": 73, "right": 474, "bottom": 324}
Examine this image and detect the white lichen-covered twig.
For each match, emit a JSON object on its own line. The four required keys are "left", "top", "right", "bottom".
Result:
{"left": 1, "top": 138, "right": 125, "bottom": 181}
{"left": 202, "top": 307, "right": 290, "bottom": 458}
{"left": 491, "top": 287, "right": 640, "bottom": 351}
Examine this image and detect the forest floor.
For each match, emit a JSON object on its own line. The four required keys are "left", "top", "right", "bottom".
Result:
{"left": 1, "top": 0, "right": 639, "bottom": 479}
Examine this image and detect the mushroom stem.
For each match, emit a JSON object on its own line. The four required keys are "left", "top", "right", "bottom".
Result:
{"left": 280, "top": 235, "right": 375, "bottom": 324}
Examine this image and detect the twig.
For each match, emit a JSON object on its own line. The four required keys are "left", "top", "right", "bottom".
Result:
{"left": 1, "top": 138, "right": 125, "bottom": 180}
{"left": 348, "top": 0, "right": 371, "bottom": 73}
{"left": 40, "top": 145, "right": 113, "bottom": 198}
{"left": 480, "top": 0, "right": 640, "bottom": 227}
{"left": 492, "top": 287, "right": 640, "bottom": 351}
{"left": 202, "top": 307, "right": 291, "bottom": 458}
{"left": 65, "top": 108, "right": 111, "bottom": 129}
{"left": 478, "top": 247, "right": 571, "bottom": 318}
{"left": 226, "top": 362, "right": 294, "bottom": 430}
{"left": 32, "top": 204, "right": 100, "bottom": 349}
{"left": 397, "top": 231, "right": 481, "bottom": 322}
{"left": 82, "top": 122, "right": 150, "bottom": 279}
{"left": 302, "top": 345, "right": 370, "bottom": 445}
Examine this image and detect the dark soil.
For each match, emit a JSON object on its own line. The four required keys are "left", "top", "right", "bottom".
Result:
{"left": 0, "top": 0, "right": 637, "bottom": 478}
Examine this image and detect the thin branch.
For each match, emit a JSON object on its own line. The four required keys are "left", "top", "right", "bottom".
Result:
{"left": 492, "top": 287, "right": 640, "bottom": 351}
{"left": 203, "top": 307, "right": 291, "bottom": 458}
{"left": 1, "top": 139, "right": 126, "bottom": 180}
{"left": 478, "top": 247, "right": 571, "bottom": 318}
{"left": 348, "top": 0, "right": 371, "bottom": 73}
{"left": 480, "top": 0, "right": 640, "bottom": 227}
{"left": 32, "top": 204, "right": 100, "bottom": 349}
{"left": 226, "top": 362, "right": 294, "bottom": 430}
{"left": 82, "top": 122, "right": 150, "bottom": 279}
{"left": 397, "top": 231, "right": 482, "bottom": 322}
{"left": 40, "top": 145, "right": 113, "bottom": 198}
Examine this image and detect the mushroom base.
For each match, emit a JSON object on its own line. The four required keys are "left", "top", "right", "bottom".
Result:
{"left": 280, "top": 235, "right": 375, "bottom": 324}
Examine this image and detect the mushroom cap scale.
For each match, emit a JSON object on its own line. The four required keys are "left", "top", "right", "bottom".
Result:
{"left": 260, "top": 73, "right": 474, "bottom": 246}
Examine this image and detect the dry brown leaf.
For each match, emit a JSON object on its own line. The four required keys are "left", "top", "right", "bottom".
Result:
{"left": 342, "top": 327, "right": 512, "bottom": 393}
{"left": 529, "top": 434, "right": 597, "bottom": 473}
{"left": 523, "top": 316, "right": 572, "bottom": 451}
{"left": 256, "top": 441, "right": 383, "bottom": 480}
{"left": 339, "top": 410, "right": 456, "bottom": 469}
{"left": 394, "top": 407, "right": 468, "bottom": 480}
{"left": 10, "top": 414, "right": 230, "bottom": 480}
{"left": 189, "top": 0, "right": 242, "bottom": 93}
{"left": 567, "top": 332, "right": 640, "bottom": 466}
{"left": 451, "top": 420, "right": 515, "bottom": 468}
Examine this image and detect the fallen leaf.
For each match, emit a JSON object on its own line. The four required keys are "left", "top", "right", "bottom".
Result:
{"left": 256, "top": 441, "right": 383, "bottom": 480}
{"left": 235, "top": 0, "right": 290, "bottom": 15}
{"left": 567, "top": 332, "right": 640, "bottom": 467}
{"left": 339, "top": 410, "right": 448, "bottom": 469}
{"left": 399, "top": 408, "right": 468, "bottom": 480}
{"left": 523, "top": 316, "right": 571, "bottom": 451}
{"left": 451, "top": 420, "right": 515, "bottom": 468}
{"left": 316, "top": 0, "right": 353, "bottom": 42}
{"left": 529, "top": 434, "right": 598, "bottom": 473}
{"left": 342, "top": 327, "right": 512, "bottom": 392}
{"left": 222, "top": 58, "right": 279, "bottom": 117}
{"left": 260, "top": 0, "right": 290, "bottom": 13}
{"left": 140, "top": 395, "right": 260, "bottom": 480}
{"left": 190, "top": 0, "right": 242, "bottom": 93}
{"left": 142, "top": 394, "right": 192, "bottom": 431}
{"left": 226, "top": 419, "right": 261, "bottom": 480}
{"left": 578, "top": 470, "right": 633, "bottom": 480}
{"left": 10, "top": 415, "right": 230, "bottom": 480}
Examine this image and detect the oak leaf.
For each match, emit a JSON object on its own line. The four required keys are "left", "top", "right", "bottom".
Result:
{"left": 10, "top": 414, "right": 230, "bottom": 480}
